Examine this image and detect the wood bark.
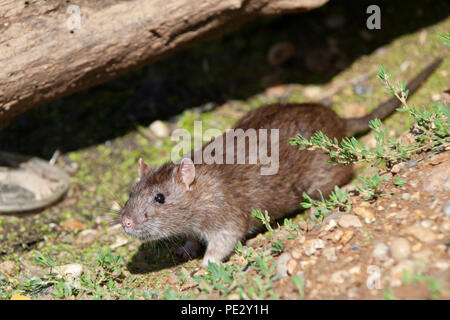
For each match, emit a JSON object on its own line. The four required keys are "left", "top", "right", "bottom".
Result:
{"left": 0, "top": 0, "right": 328, "bottom": 127}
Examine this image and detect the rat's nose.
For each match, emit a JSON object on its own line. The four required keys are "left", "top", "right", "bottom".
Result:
{"left": 122, "top": 216, "right": 133, "bottom": 229}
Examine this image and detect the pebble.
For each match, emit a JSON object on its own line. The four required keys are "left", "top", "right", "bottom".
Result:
{"left": 433, "top": 261, "right": 449, "bottom": 271}
{"left": 390, "top": 237, "right": 411, "bottom": 261}
{"left": 286, "top": 259, "right": 298, "bottom": 276}
{"left": 443, "top": 201, "right": 450, "bottom": 217}
{"left": 110, "top": 236, "right": 129, "bottom": 250}
{"left": 54, "top": 263, "right": 83, "bottom": 280}
{"left": 276, "top": 252, "right": 292, "bottom": 277}
{"left": 75, "top": 229, "right": 99, "bottom": 244}
{"left": 391, "top": 163, "right": 405, "bottom": 174}
{"left": 401, "top": 193, "right": 410, "bottom": 200}
{"left": 327, "top": 229, "right": 344, "bottom": 243}
{"left": 440, "top": 221, "right": 450, "bottom": 233}
{"left": 0, "top": 261, "right": 16, "bottom": 276}
{"left": 407, "top": 159, "right": 418, "bottom": 168}
{"left": 405, "top": 225, "right": 438, "bottom": 242}
{"left": 299, "top": 258, "right": 317, "bottom": 270}
{"left": 149, "top": 120, "right": 169, "bottom": 138}
{"left": 338, "top": 215, "right": 363, "bottom": 228}
{"left": 372, "top": 242, "right": 390, "bottom": 261}
{"left": 322, "top": 247, "right": 337, "bottom": 262}
{"left": 353, "top": 206, "right": 375, "bottom": 223}
{"left": 339, "top": 231, "right": 354, "bottom": 245}
{"left": 303, "top": 239, "right": 326, "bottom": 256}
{"left": 302, "top": 86, "right": 322, "bottom": 99}
{"left": 353, "top": 83, "right": 372, "bottom": 96}
{"left": 322, "top": 219, "right": 337, "bottom": 232}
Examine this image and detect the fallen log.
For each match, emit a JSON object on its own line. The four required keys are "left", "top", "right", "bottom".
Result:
{"left": 0, "top": 0, "right": 328, "bottom": 128}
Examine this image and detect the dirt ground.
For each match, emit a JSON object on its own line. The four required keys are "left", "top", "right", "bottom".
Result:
{"left": 0, "top": 0, "right": 449, "bottom": 300}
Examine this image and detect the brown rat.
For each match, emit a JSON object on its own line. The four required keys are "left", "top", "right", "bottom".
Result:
{"left": 120, "top": 58, "right": 442, "bottom": 267}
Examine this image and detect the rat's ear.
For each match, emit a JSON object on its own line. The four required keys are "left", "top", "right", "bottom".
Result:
{"left": 178, "top": 158, "right": 195, "bottom": 190}
{"left": 138, "top": 158, "right": 151, "bottom": 178}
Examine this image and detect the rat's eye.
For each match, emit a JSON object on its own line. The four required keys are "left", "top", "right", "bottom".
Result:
{"left": 154, "top": 193, "right": 165, "bottom": 204}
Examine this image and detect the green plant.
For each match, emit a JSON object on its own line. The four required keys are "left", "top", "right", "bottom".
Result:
{"left": 291, "top": 273, "right": 305, "bottom": 300}
{"left": 301, "top": 185, "right": 351, "bottom": 222}
{"left": 290, "top": 69, "right": 449, "bottom": 169}
{"left": 355, "top": 173, "right": 387, "bottom": 200}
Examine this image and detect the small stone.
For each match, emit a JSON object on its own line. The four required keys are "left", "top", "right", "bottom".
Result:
{"left": 303, "top": 239, "right": 326, "bottom": 256}
{"left": 338, "top": 215, "right": 363, "bottom": 228}
{"left": 75, "top": 229, "right": 98, "bottom": 244}
{"left": 353, "top": 83, "right": 372, "bottom": 96}
{"left": 405, "top": 225, "right": 438, "bottom": 242}
{"left": 372, "top": 242, "right": 389, "bottom": 261}
{"left": 440, "top": 221, "right": 450, "bottom": 233}
{"left": 412, "top": 243, "right": 422, "bottom": 252}
{"left": 60, "top": 218, "right": 84, "bottom": 232}
{"left": 299, "top": 258, "right": 317, "bottom": 270}
{"left": 433, "top": 261, "right": 449, "bottom": 271}
{"left": 339, "top": 230, "right": 354, "bottom": 245}
{"left": 401, "top": 193, "right": 410, "bottom": 201}
{"left": 54, "top": 263, "right": 83, "bottom": 280}
{"left": 291, "top": 248, "right": 302, "bottom": 260}
{"left": 390, "top": 260, "right": 415, "bottom": 287}
{"left": 322, "top": 247, "right": 337, "bottom": 262}
{"left": 407, "top": 160, "right": 418, "bottom": 168}
{"left": 330, "top": 270, "right": 349, "bottom": 284}
{"left": 322, "top": 219, "right": 337, "bottom": 232}
{"left": 267, "top": 42, "right": 296, "bottom": 66}
{"left": 443, "top": 201, "right": 450, "bottom": 217}
{"left": 303, "top": 86, "right": 322, "bottom": 99}
{"left": 276, "top": 252, "right": 292, "bottom": 277}
{"left": 390, "top": 237, "right": 411, "bottom": 261}
{"left": 327, "top": 229, "right": 344, "bottom": 243}
{"left": 353, "top": 207, "right": 375, "bottom": 222}
{"left": 110, "top": 236, "right": 129, "bottom": 250}
{"left": 391, "top": 163, "right": 405, "bottom": 174}
{"left": 350, "top": 244, "right": 361, "bottom": 251}
{"left": 149, "top": 120, "right": 169, "bottom": 138}
{"left": 0, "top": 261, "right": 16, "bottom": 276}
{"left": 286, "top": 259, "right": 298, "bottom": 276}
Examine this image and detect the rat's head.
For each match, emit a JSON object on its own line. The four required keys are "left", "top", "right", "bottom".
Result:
{"left": 120, "top": 157, "right": 196, "bottom": 241}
